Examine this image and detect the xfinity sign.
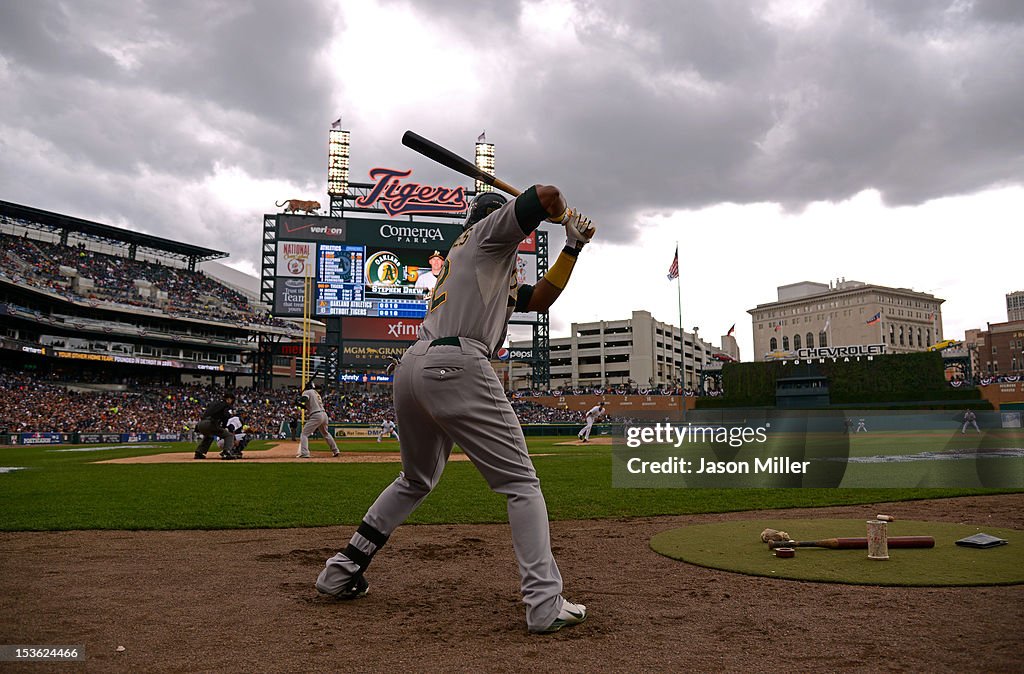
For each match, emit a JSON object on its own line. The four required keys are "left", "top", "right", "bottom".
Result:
{"left": 343, "top": 317, "right": 422, "bottom": 341}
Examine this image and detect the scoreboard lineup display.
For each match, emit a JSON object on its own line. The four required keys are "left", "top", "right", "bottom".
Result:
{"left": 270, "top": 214, "right": 541, "bottom": 323}
{"left": 317, "top": 244, "right": 428, "bottom": 318}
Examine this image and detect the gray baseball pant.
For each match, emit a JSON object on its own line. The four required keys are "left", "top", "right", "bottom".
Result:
{"left": 299, "top": 411, "right": 339, "bottom": 457}
{"left": 317, "top": 338, "right": 564, "bottom": 631}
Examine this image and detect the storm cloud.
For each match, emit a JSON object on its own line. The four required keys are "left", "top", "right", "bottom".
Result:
{"left": 2, "top": 0, "right": 1021, "bottom": 256}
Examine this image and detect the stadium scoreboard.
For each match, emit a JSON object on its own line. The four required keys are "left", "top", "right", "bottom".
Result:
{"left": 268, "top": 213, "right": 540, "bottom": 323}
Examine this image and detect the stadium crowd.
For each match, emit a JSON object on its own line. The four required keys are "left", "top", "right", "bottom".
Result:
{"left": 512, "top": 384, "right": 708, "bottom": 397}
{"left": 0, "top": 230, "right": 290, "bottom": 329}
{"left": 0, "top": 372, "right": 594, "bottom": 436}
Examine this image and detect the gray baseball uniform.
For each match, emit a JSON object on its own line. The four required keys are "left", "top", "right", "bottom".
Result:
{"left": 317, "top": 188, "right": 567, "bottom": 631}
{"left": 578, "top": 404, "right": 605, "bottom": 441}
{"left": 376, "top": 420, "right": 399, "bottom": 443}
{"left": 298, "top": 387, "right": 339, "bottom": 457}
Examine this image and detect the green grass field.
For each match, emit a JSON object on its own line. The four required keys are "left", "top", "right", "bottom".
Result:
{"left": 1, "top": 437, "right": 1016, "bottom": 531}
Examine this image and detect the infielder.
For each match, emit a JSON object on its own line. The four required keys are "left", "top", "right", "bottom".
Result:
{"left": 377, "top": 418, "right": 399, "bottom": 443}
{"left": 297, "top": 380, "right": 340, "bottom": 458}
{"left": 855, "top": 418, "right": 868, "bottom": 433}
{"left": 961, "top": 409, "right": 981, "bottom": 434}
{"left": 577, "top": 402, "right": 607, "bottom": 442}
{"left": 317, "top": 185, "right": 594, "bottom": 634}
{"left": 194, "top": 391, "right": 236, "bottom": 460}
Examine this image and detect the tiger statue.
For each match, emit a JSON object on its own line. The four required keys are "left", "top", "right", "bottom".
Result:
{"left": 275, "top": 199, "right": 321, "bottom": 215}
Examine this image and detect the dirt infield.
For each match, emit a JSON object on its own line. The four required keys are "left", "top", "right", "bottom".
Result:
{"left": 1, "top": 494, "right": 1022, "bottom": 672}
{"left": 97, "top": 442, "right": 472, "bottom": 464}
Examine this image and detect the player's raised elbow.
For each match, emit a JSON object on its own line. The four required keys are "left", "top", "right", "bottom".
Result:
{"left": 534, "top": 185, "right": 567, "bottom": 220}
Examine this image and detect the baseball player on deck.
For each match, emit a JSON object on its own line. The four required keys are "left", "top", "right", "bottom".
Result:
{"left": 297, "top": 380, "right": 340, "bottom": 458}
{"left": 317, "top": 184, "right": 595, "bottom": 634}
{"left": 577, "top": 402, "right": 607, "bottom": 443}
{"left": 377, "top": 418, "right": 399, "bottom": 443}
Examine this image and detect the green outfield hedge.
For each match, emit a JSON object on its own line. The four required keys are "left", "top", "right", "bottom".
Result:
{"left": 706, "top": 352, "right": 984, "bottom": 408}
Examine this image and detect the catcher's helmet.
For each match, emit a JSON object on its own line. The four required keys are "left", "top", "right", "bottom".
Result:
{"left": 465, "top": 191, "right": 507, "bottom": 229}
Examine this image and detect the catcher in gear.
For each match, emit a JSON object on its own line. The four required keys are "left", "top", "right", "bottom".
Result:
{"left": 317, "top": 185, "right": 595, "bottom": 633}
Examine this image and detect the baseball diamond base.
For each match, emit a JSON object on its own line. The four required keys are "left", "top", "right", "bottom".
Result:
{"left": 650, "top": 519, "right": 1024, "bottom": 586}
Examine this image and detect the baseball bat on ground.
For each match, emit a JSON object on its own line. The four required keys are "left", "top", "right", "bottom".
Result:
{"left": 402, "top": 131, "right": 522, "bottom": 196}
{"left": 768, "top": 536, "right": 935, "bottom": 550}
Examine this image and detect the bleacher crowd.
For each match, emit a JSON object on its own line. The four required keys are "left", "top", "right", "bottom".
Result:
{"left": 0, "top": 231, "right": 289, "bottom": 328}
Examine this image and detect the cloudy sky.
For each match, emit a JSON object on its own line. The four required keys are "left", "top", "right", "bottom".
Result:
{"left": 2, "top": 0, "right": 1022, "bottom": 359}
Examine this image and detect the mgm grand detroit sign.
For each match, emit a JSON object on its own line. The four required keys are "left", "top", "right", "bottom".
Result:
{"left": 764, "top": 344, "right": 887, "bottom": 364}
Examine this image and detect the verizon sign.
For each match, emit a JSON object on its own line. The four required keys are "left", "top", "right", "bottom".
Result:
{"left": 344, "top": 317, "right": 422, "bottom": 341}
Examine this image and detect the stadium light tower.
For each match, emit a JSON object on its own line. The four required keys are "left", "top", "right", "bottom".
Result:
{"left": 327, "top": 118, "right": 350, "bottom": 197}
{"left": 474, "top": 131, "right": 495, "bottom": 193}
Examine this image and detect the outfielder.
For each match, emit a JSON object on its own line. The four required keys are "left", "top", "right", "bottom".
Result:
{"left": 297, "top": 381, "right": 340, "bottom": 458}
{"left": 377, "top": 418, "right": 399, "bottom": 443}
{"left": 577, "top": 402, "right": 607, "bottom": 442}
{"left": 317, "top": 185, "right": 594, "bottom": 633}
{"left": 961, "top": 409, "right": 981, "bottom": 434}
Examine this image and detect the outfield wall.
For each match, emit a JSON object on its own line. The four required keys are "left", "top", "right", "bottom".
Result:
{"left": 515, "top": 395, "right": 694, "bottom": 417}
{"left": 978, "top": 381, "right": 1024, "bottom": 410}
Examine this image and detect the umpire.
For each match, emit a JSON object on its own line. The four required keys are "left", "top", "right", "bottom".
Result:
{"left": 194, "top": 390, "right": 237, "bottom": 460}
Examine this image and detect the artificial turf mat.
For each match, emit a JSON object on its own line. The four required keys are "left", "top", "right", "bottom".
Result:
{"left": 650, "top": 519, "right": 1023, "bottom": 586}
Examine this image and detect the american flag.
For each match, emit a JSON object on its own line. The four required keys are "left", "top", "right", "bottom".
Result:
{"left": 477, "top": 130, "right": 487, "bottom": 142}
{"left": 727, "top": 324, "right": 735, "bottom": 336}
{"left": 666, "top": 246, "right": 679, "bottom": 280}
{"left": 331, "top": 117, "right": 342, "bottom": 130}
{"left": 866, "top": 311, "right": 881, "bottom": 325}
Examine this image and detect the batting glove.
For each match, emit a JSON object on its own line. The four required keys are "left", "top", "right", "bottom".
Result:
{"left": 558, "top": 208, "right": 596, "bottom": 251}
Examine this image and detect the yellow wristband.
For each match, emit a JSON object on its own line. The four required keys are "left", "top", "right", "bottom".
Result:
{"left": 543, "top": 249, "right": 577, "bottom": 290}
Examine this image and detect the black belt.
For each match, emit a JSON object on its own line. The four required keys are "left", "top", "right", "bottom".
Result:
{"left": 428, "top": 336, "right": 461, "bottom": 347}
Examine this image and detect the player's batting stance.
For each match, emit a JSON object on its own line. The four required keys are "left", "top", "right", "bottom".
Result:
{"left": 297, "top": 380, "right": 340, "bottom": 458}
{"left": 578, "top": 402, "right": 607, "bottom": 442}
{"left": 317, "top": 185, "right": 595, "bottom": 634}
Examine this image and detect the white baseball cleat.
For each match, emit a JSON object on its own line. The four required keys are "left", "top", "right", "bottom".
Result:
{"left": 532, "top": 599, "right": 587, "bottom": 634}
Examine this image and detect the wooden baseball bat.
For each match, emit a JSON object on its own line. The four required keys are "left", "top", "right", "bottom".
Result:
{"left": 402, "top": 131, "right": 522, "bottom": 196}
{"left": 769, "top": 536, "right": 934, "bottom": 550}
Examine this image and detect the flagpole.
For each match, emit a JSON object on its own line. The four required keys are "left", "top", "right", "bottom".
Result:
{"left": 676, "top": 242, "right": 683, "bottom": 388}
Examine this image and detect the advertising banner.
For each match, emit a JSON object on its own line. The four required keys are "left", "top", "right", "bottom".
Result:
{"left": 342, "top": 341, "right": 410, "bottom": 368}
{"left": 276, "top": 241, "right": 316, "bottom": 277}
{"left": 342, "top": 317, "right": 423, "bottom": 341}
